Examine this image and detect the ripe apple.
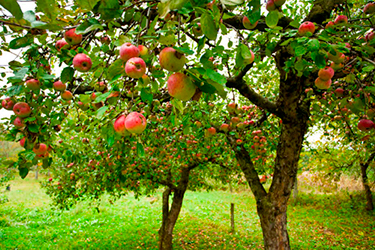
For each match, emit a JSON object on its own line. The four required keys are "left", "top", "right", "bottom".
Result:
{"left": 194, "top": 121, "right": 202, "bottom": 127}
{"left": 314, "top": 78, "right": 332, "bottom": 89}
{"left": 138, "top": 45, "right": 148, "bottom": 57}
{"left": 167, "top": 72, "right": 197, "bottom": 101}
{"left": 365, "top": 32, "right": 374, "bottom": 42}
{"left": 325, "top": 21, "right": 335, "bottom": 29}
{"left": 114, "top": 115, "right": 130, "bottom": 135}
{"left": 242, "top": 16, "right": 258, "bottom": 29}
{"left": 207, "top": 127, "right": 216, "bottom": 136}
{"left": 227, "top": 103, "right": 237, "bottom": 114}
{"left": 20, "top": 137, "right": 26, "bottom": 147}
{"left": 334, "top": 88, "right": 344, "bottom": 97}
{"left": 26, "top": 79, "right": 40, "bottom": 91}
{"left": 2, "top": 97, "right": 15, "bottom": 110}
{"left": 53, "top": 81, "right": 66, "bottom": 91}
{"left": 61, "top": 90, "right": 73, "bottom": 101}
{"left": 77, "top": 101, "right": 89, "bottom": 111}
{"left": 125, "top": 57, "right": 146, "bottom": 79}
{"left": 73, "top": 53, "right": 92, "bottom": 72}
{"left": 192, "top": 23, "right": 203, "bottom": 36}
{"left": 266, "top": 0, "right": 276, "bottom": 11}
{"left": 33, "top": 143, "right": 48, "bottom": 155}
{"left": 318, "top": 66, "right": 334, "bottom": 81}
{"left": 120, "top": 43, "right": 140, "bottom": 62}
{"left": 13, "top": 117, "right": 25, "bottom": 128}
{"left": 64, "top": 28, "right": 82, "bottom": 45}
{"left": 100, "top": 36, "right": 110, "bottom": 45}
{"left": 220, "top": 123, "right": 230, "bottom": 132}
{"left": 298, "top": 21, "right": 315, "bottom": 36}
{"left": 125, "top": 112, "right": 147, "bottom": 134}
{"left": 243, "top": 49, "right": 255, "bottom": 65}
{"left": 13, "top": 102, "right": 31, "bottom": 117}
{"left": 55, "top": 40, "right": 68, "bottom": 51}
{"left": 274, "top": 0, "right": 286, "bottom": 7}
{"left": 334, "top": 15, "right": 348, "bottom": 25}
{"left": 159, "top": 47, "right": 186, "bottom": 72}
{"left": 95, "top": 81, "right": 106, "bottom": 92}
{"left": 364, "top": 2, "right": 375, "bottom": 14}
{"left": 358, "top": 119, "right": 374, "bottom": 132}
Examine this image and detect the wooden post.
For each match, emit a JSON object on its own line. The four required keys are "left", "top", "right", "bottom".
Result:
{"left": 230, "top": 203, "right": 235, "bottom": 232}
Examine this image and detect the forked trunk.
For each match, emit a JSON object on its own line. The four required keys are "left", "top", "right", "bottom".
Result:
{"left": 159, "top": 167, "right": 191, "bottom": 250}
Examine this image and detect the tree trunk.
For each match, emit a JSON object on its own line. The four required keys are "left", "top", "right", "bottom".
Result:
{"left": 293, "top": 177, "right": 298, "bottom": 201}
{"left": 158, "top": 167, "right": 191, "bottom": 250}
{"left": 360, "top": 153, "right": 375, "bottom": 211}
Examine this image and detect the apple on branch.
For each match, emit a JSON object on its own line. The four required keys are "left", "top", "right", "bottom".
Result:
{"left": 64, "top": 28, "right": 82, "bottom": 45}
{"left": 120, "top": 43, "right": 140, "bottom": 62}
{"left": 125, "top": 57, "right": 146, "bottom": 79}
{"left": 2, "top": 97, "right": 15, "bottom": 110}
{"left": 125, "top": 112, "right": 147, "bottom": 134}
{"left": 159, "top": 47, "right": 186, "bottom": 72}
{"left": 167, "top": 73, "right": 197, "bottom": 101}
{"left": 13, "top": 102, "right": 31, "bottom": 117}
{"left": 73, "top": 53, "right": 92, "bottom": 72}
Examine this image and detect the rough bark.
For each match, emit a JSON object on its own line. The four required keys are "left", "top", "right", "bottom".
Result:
{"left": 158, "top": 167, "right": 191, "bottom": 250}
{"left": 360, "top": 153, "right": 375, "bottom": 211}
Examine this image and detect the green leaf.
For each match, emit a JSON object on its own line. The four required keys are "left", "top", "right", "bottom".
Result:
{"left": 76, "top": 19, "right": 103, "bottom": 34}
{"left": 266, "top": 11, "right": 279, "bottom": 28}
{"left": 28, "top": 124, "right": 39, "bottom": 133}
{"left": 24, "top": 151, "right": 36, "bottom": 161}
{"left": 94, "top": 92, "right": 111, "bottom": 103}
{"left": 140, "top": 88, "right": 153, "bottom": 104}
{"left": 173, "top": 46, "right": 194, "bottom": 55}
{"left": 98, "top": 0, "right": 122, "bottom": 20}
{"left": 137, "top": 142, "right": 145, "bottom": 158}
{"left": 362, "top": 65, "right": 375, "bottom": 72}
{"left": 107, "top": 59, "right": 124, "bottom": 81}
{"left": 9, "top": 37, "right": 34, "bottom": 50}
{"left": 201, "top": 12, "right": 217, "bottom": 40}
{"left": 0, "top": 0, "right": 22, "bottom": 20}
{"left": 23, "top": 10, "right": 36, "bottom": 23}
{"left": 61, "top": 67, "right": 75, "bottom": 83}
{"left": 313, "top": 53, "right": 326, "bottom": 69}
{"left": 79, "top": 94, "right": 91, "bottom": 104}
{"left": 222, "top": 0, "right": 244, "bottom": 6}
{"left": 307, "top": 39, "right": 320, "bottom": 51}
{"left": 19, "top": 167, "right": 29, "bottom": 179}
{"left": 206, "top": 68, "right": 227, "bottom": 85}
{"left": 36, "top": 0, "right": 58, "bottom": 21}
{"left": 96, "top": 106, "right": 108, "bottom": 118}
{"left": 7, "top": 85, "right": 22, "bottom": 97}
{"left": 31, "top": 21, "right": 47, "bottom": 28}
{"left": 294, "top": 46, "right": 307, "bottom": 56}
{"left": 76, "top": 0, "right": 100, "bottom": 10}
{"left": 171, "top": 98, "right": 184, "bottom": 114}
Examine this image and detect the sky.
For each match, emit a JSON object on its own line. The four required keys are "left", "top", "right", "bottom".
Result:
{"left": 0, "top": 1, "right": 321, "bottom": 144}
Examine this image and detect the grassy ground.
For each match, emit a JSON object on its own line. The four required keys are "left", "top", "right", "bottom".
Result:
{"left": 0, "top": 175, "right": 374, "bottom": 249}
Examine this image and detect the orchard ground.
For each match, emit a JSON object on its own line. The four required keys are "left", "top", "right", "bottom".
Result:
{"left": 0, "top": 173, "right": 374, "bottom": 250}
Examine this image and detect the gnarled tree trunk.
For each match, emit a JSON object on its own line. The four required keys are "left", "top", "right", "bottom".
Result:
{"left": 360, "top": 153, "right": 375, "bottom": 211}
{"left": 158, "top": 167, "right": 191, "bottom": 250}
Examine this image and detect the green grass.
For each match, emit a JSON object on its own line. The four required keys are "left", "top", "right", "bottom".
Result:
{"left": 0, "top": 176, "right": 374, "bottom": 249}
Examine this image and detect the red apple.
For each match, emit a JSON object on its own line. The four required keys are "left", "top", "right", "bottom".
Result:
{"left": 114, "top": 115, "right": 131, "bottom": 135}
{"left": 358, "top": 119, "right": 374, "bottom": 132}
{"left": 243, "top": 16, "right": 258, "bottom": 29}
{"left": 125, "top": 57, "right": 146, "bottom": 79}
{"left": 227, "top": 103, "right": 237, "bottom": 114}
{"left": 13, "top": 117, "right": 25, "bottom": 128}
{"left": 167, "top": 72, "right": 197, "bottom": 101}
{"left": 61, "top": 90, "right": 73, "bottom": 101}
{"left": 13, "top": 102, "right": 31, "bottom": 117}
{"left": 120, "top": 43, "right": 140, "bottom": 62}
{"left": 325, "top": 21, "right": 334, "bottom": 29}
{"left": 266, "top": 0, "right": 276, "bottom": 11}
{"left": 364, "top": 2, "right": 375, "bottom": 14}
{"left": 207, "top": 127, "right": 216, "bottom": 136}
{"left": 73, "top": 53, "right": 92, "bottom": 72}
{"left": 77, "top": 101, "right": 89, "bottom": 111}
{"left": 64, "top": 28, "right": 82, "bottom": 45}
{"left": 20, "top": 137, "right": 26, "bottom": 147}
{"left": 159, "top": 47, "right": 186, "bottom": 72}
{"left": 366, "top": 32, "right": 374, "bottom": 42}
{"left": 220, "top": 123, "right": 230, "bottom": 132}
{"left": 334, "top": 15, "right": 348, "bottom": 25}
{"left": 100, "top": 36, "right": 110, "bottom": 45}
{"left": 33, "top": 143, "right": 48, "bottom": 155}
{"left": 26, "top": 79, "right": 40, "bottom": 91}
{"left": 318, "top": 66, "right": 334, "bottom": 81}
{"left": 2, "top": 98, "right": 15, "bottom": 110}
{"left": 298, "top": 21, "right": 315, "bottom": 36}
{"left": 53, "top": 81, "right": 66, "bottom": 91}
{"left": 55, "top": 40, "right": 68, "bottom": 51}
{"left": 125, "top": 112, "right": 147, "bottom": 134}
{"left": 138, "top": 45, "right": 148, "bottom": 57}
{"left": 95, "top": 81, "right": 106, "bottom": 92}
{"left": 314, "top": 78, "right": 332, "bottom": 89}
{"left": 334, "top": 88, "right": 344, "bottom": 97}
{"left": 192, "top": 23, "right": 203, "bottom": 36}
{"left": 243, "top": 49, "right": 255, "bottom": 65}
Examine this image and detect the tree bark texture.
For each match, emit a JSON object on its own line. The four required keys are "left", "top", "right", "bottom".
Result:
{"left": 159, "top": 167, "right": 191, "bottom": 250}
{"left": 360, "top": 153, "right": 375, "bottom": 211}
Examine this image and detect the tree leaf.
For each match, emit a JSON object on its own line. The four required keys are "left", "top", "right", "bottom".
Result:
{"left": 313, "top": 53, "right": 326, "bottom": 69}
{"left": 96, "top": 106, "right": 108, "bottom": 118}
{"left": 0, "top": 0, "right": 22, "bottom": 20}
{"left": 141, "top": 88, "right": 153, "bottom": 104}
{"left": 28, "top": 124, "right": 39, "bottom": 133}
{"left": 107, "top": 59, "right": 124, "bottom": 81}
{"left": 9, "top": 37, "right": 34, "bottom": 50}
{"left": 76, "top": 19, "right": 103, "bottom": 34}
{"left": 137, "top": 142, "right": 145, "bottom": 158}
{"left": 206, "top": 68, "right": 227, "bottom": 85}
{"left": 76, "top": 0, "right": 100, "bottom": 10}
{"left": 61, "top": 67, "right": 75, "bottom": 83}
{"left": 266, "top": 10, "right": 279, "bottom": 28}
{"left": 19, "top": 167, "right": 29, "bottom": 179}
{"left": 6, "top": 85, "right": 22, "bottom": 97}
{"left": 201, "top": 12, "right": 217, "bottom": 40}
